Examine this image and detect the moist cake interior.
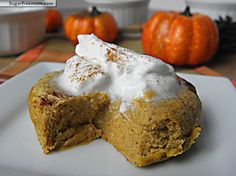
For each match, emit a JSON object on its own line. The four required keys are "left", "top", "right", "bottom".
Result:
{"left": 28, "top": 71, "right": 201, "bottom": 167}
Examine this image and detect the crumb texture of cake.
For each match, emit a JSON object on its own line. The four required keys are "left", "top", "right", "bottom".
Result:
{"left": 94, "top": 87, "right": 201, "bottom": 166}
{"left": 28, "top": 34, "right": 202, "bottom": 167}
{"left": 28, "top": 71, "right": 108, "bottom": 153}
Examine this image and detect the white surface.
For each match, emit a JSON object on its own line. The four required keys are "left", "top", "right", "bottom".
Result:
{"left": 57, "top": 0, "right": 88, "bottom": 9}
{"left": 149, "top": 0, "right": 185, "bottom": 10}
{"left": 86, "top": 0, "right": 148, "bottom": 3}
{"left": 56, "top": 34, "right": 180, "bottom": 112}
{"left": 0, "top": 62, "right": 236, "bottom": 176}
{"left": 185, "top": 0, "right": 236, "bottom": 20}
{"left": 57, "top": 0, "right": 185, "bottom": 11}
{"left": 186, "top": 0, "right": 236, "bottom": 2}
{"left": 0, "top": 8, "right": 46, "bottom": 56}
{"left": 85, "top": 0, "right": 149, "bottom": 27}
{"left": 57, "top": 0, "right": 88, "bottom": 20}
{"left": 0, "top": 7, "right": 45, "bottom": 15}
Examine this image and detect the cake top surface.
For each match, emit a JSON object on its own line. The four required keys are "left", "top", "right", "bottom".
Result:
{"left": 54, "top": 34, "right": 181, "bottom": 112}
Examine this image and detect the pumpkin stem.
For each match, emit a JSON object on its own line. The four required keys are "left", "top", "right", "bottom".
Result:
{"left": 91, "top": 7, "right": 101, "bottom": 17}
{"left": 181, "top": 6, "right": 192, "bottom": 17}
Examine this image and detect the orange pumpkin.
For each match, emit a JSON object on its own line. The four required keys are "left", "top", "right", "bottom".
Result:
{"left": 142, "top": 7, "right": 219, "bottom": 66}
{"left": 64, "top": 7, "right": 118, "bottom": 45}
{"left": 45, "top": 9, "right": 63, "bottom": 33}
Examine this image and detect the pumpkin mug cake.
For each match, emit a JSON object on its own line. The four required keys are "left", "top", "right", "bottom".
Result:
{"left": 28, "top": 34, "right": 201, "bottom": 167}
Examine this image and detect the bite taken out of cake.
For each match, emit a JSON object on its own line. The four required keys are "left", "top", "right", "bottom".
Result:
{"left": 28, "top": 34, "right": 201, "bottom": 167}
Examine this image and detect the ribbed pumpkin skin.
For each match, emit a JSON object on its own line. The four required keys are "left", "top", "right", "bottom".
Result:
{"left": 64, "top": 11, "right": 118, "bottom": 45}
{"left": 142, "top": 11, "right": 219, "bottom": 66}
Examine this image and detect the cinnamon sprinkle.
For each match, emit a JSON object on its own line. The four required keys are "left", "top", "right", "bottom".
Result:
{"left": 70, "top": 61, "right": 103, "bottom": 83}
{"left": 106, "top": 48, "right": 121, "bottom": 62}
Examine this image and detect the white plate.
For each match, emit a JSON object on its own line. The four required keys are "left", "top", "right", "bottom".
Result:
{"left": 0, "top": 62, "right": 235, "bottom": 176}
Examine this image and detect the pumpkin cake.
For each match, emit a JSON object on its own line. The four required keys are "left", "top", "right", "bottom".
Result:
{"left": 28, "top": 34, "right": 201, "bottom": 167}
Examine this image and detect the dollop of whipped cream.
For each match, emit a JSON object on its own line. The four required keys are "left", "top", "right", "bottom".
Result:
{"left": 54, "top": 34, "right": 181, "bottom": 112}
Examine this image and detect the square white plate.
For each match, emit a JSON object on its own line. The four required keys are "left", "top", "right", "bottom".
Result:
{"left": 0, "top": 62, "right": 235, "bottom": 176}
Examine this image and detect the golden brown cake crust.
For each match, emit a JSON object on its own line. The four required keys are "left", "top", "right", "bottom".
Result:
{"left": 28, "top": 71, "right": 109, "bottom": 153}
{"left": 28, "top": 71, "right": 201, "bottom": 166}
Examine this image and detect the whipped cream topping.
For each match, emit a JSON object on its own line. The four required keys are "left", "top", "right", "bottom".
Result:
{"left": 54, "top": 34, "right": 181, "bottom": 112}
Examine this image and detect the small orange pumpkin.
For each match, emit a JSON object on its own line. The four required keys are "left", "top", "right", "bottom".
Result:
{"left": 64, "top": 7, "right": 118, "bottom": 45}
{"left": 45, "top": 9, "right": 63, "bottom": 33}
{"left": 142, "top": 7, "right": 219, "bottom": 66}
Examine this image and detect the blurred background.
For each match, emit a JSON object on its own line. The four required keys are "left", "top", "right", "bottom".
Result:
{"left": 56, "top": 0, "right": 185, "bottom": 15}
{"left": 0, "top": 0, "right": 236, "bottom": 87}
